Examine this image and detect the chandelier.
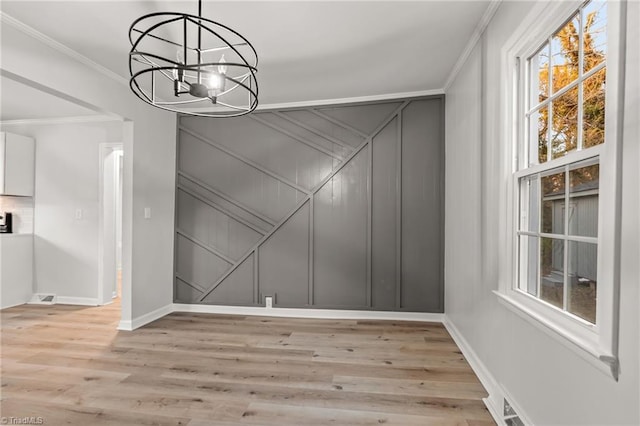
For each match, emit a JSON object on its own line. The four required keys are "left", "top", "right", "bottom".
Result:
{"left": 128, "top": 0, "right": 258, "bottom": 117}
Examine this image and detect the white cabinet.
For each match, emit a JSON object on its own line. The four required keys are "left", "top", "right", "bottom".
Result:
{"left": 0, "top": 132, "right": 35, "bottom": 196}
{"left": 0, "top": 234, "right": 33, "bottom": 309}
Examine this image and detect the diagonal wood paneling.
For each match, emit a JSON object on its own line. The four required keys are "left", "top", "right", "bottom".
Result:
{"left": 316, "top": 102, "right": 403, "bottom": 136}
{"left": 175, "top": 97, "right": 444, "bottom": 312}
{"left": 179, "top": 131, "right": 306, "bottom": 223}
{"left": 181, "top": 114, "right": 338, "bottom": 190}
{"left": 177, "top": 189, "right": 262, "bottom": 261}
{"left": 284, "top": 109, "right": 367, "bottom": 149}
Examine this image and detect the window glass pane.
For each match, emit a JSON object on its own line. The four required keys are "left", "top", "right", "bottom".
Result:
{"left": 569, "top": 162, "right": 599, "bottom": 237}
{"left": 551, "top": 85, "right": 579, "bottom": 158}
{"left": 583, "top": 68, "right": 606, "bottom": 148}
{"left": 540, "top": 169, "right": 565, "bottom": 234}
{"left": 530, "top": 43, "right": 550, "bottom": 106}
{"left": 551, "top": 14, "right": 580, "bottom": 93}
{"left": 520, "top": 176, "right": 539, "bottom": 232}
{"left": 542, "top": 199, "right": 565, "bottom": 235}
{"left": 568, "top": 241, "right": 597, "bottom": 323}
{"left": 519, "top": 235, "right": 539, "bottom": 296}
{"left": 583, "top": 0, "right": 607, "bottom": 73}
{"left": 541, "top": 169, "right": 566, "bottom": 234}
{"left": 540, "top": 237, "right": 564, "bottom": 309}
{"left": 533, "top": 106, "right": 549, "bottom": 164}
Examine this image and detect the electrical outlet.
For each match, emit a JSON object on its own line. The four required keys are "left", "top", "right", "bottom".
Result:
{"left": 265, "top": 296, "right": 273, "bottom": 308}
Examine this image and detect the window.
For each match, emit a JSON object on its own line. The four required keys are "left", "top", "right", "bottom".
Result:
{"left": 498, "top": 0, "right": 622, "bottom": 378}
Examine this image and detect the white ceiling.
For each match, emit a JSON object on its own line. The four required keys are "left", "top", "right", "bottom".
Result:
{"left": 1, "top": 1, "right": 491, "bottom": 109}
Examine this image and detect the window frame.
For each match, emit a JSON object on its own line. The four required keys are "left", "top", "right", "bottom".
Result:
{"left": 496, "top": 0, "right": 623, "bottom": 380}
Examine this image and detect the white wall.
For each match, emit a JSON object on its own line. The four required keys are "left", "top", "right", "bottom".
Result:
{"left": 445, "top": 1, "right": 639, "bottom": 424}
{"left": 1, "top": 19, "right": 177, "bottom": 324}
{"left": 1, "top": 121, "right": 121, "bottom": 302}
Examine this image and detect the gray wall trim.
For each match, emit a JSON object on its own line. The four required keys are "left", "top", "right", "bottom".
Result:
{"left": 177, "top": 185, "right": 268, "bottom": 236}
{"left": 366, "top": 137, "right": 373, "bottom": 308}
{"left": 308, "top": 196, "right": 315, "bottom": 305}
{"left": 250, "top": 114, "right": 346, "bottom": 160}
{"left": 176, "top": 229, "right": 235, "bottom": 265}
{"left": 253, "top": 248, "right": 259, "bottom": 304}
{"left": 309, "top": 109, "right": 369, "bottom": 139}
{"left": 180, "top": 126, "right": 311, "bottom": 195}
{"left": 178, "top": 171, "right": 276, "bottom": 228}
{"left": 176, "top": 96, "right": 444, "bottom": 312}
{"left": 176, "top": 275, "right": 207, "bottom": 293}
{"left": 272, "top": 111, "right": 355, "bottom": 151}
{"left": 198, "top": 198, "right": 311, "bottom": 301}
{"left": 194, "top": 123, "right": 375, "bottom": 302}
{"left": 396, "top": 109, "right": 403, "bottom": 309}
{"left": 172, "top": 110, "right": 182, "bottom": 318}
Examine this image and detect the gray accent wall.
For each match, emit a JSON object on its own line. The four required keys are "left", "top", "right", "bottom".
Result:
{"left": 175, "top": 97, "right": 444, "bottom": 312}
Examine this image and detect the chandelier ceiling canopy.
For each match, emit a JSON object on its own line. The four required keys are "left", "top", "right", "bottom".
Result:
{"left": 128, "top": 0, "right": 258, "bottom": 118}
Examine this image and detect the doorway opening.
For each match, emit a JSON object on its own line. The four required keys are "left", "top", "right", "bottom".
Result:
{"left": 99, "top": 143, "right": 124, "bottom": 305}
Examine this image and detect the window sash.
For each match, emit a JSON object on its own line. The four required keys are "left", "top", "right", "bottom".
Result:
{"left": 519, "top": 0, "right": 608, "bottom": 168}
{"left": 514, "top": 144, "right": 603, "bottom": 179}
{"left": 516, "top": 155, "right": 600, "bottom": 321}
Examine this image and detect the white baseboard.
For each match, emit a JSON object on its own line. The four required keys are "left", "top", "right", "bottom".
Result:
{"left": 443, "top": 316, "right": 505, "bottom": 425}
{"left": 173, "top": 303, "right": 445, "bottom": 322}
{"left": 117, "top": 303, "right": 173, "bottom": 331}
{"left": 56, "top": 296, "right": 99, "bottom": 306}
{"left": 116, "top": 320, "right": 133, "bottom": 331}
{"left": 29, "top": 294, "right": 98, "bottom": 306}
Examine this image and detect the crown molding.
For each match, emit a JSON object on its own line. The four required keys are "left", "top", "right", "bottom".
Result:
{"left": 183, "top": 88, "right": 445, "bottom": 115}
{"left": 1, "top": 115, "right": 123, "bottom": 127}
{"left": 443, "top": 0, "right": 502, "bottom": 91}
{"left": 256, "top": 89, "right": 445, "bottom": 111}
{"left": 0, "top": 12, "right": 129, "bottom": 87}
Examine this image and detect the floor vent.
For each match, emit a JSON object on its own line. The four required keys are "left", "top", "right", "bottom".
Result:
{"left": 29, "top": 293, "right": 57, "bottom": 305}
{"left": 504, "top": 398, "right": 525, "bottom": 426}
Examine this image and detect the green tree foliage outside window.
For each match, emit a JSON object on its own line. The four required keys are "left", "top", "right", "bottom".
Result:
{"left": 537, "top": 5, "right": 606, "bottom": 160}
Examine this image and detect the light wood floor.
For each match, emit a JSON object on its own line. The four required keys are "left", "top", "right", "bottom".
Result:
{"left": 1, "top": 301, "right": 495, "bottom": 425}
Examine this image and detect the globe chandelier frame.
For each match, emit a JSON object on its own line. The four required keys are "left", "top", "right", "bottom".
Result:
{"left": 128, "top": 0, "right": 259, "bottom": 117}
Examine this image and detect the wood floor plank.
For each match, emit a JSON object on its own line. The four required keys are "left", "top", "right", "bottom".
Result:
{"left": 108, "top": 373, "right": 493, "bottom": 420}
{"left": 0, "top": 398, "right": 190, "bottom": 425}
{"left": 1, "top": 301, "right": 495, "bottom": 425}
{"left": 238, "top": 401, "right": 473, "bottom": 426}
{"left": 332, "top": 375, "right": 488, "bottom": 399}
{"left": 51, "top": 380, "right": 249, "bottom": 422}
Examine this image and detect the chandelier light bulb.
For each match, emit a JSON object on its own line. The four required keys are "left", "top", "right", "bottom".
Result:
{"left": 208, "top": 71, "right": 225, "bottom": 93}
{"left": 218, "top": 54, "right": 227, "bottom": 75}
{"left": 173, "top": 50, "right": 184, "bottom": 81}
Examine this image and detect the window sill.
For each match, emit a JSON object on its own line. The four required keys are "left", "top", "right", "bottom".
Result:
{"left": 494, "top": 290, "right": 618, "bottom": 380}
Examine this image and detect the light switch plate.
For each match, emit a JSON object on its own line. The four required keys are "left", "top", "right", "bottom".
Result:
{"left": 144, "top": 207, "right": 151, "bottom": 219}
